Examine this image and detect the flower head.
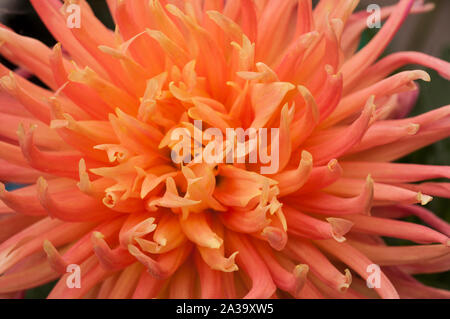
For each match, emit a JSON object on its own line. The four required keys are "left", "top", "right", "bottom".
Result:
{"left": 0, "top": 0, "right": 449, "bottom": 299}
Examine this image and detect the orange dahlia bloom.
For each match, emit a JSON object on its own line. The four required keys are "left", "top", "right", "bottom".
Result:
{"left": 0, "top": 0, "right": 449, "bottom": 299}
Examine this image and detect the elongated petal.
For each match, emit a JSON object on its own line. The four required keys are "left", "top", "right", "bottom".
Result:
{"left": 314, "top": 239, "right": 400, "bottom": 299}
{"left": 226, "top": 231, "right": 276, "bottom": 299}
{"left": 344, "top": 214, "right": 449, "bottom": 245}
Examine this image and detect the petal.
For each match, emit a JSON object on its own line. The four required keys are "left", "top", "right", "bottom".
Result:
{"left": 225, "top": 230, "right": 276, "bottom": 299}
{"left": 314, "top": 239, "right": 399, "bottom": 299}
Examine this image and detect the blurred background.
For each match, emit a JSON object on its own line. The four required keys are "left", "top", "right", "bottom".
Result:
{"left": 0, "top": 0, "right": 448, "bottom": 298}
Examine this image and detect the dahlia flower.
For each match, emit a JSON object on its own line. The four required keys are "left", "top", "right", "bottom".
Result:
{"left": 0, "top": 0, "right": 449, "bottom": 299}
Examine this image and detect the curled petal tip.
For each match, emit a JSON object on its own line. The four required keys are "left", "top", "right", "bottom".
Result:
{"left": 102, "top": 192, "right": 117, "bottom": 209}
{"left": 49, "top": 119, "right": 69, "bottom": 129}
{"left": 16, "top": 123, "right": 25, "bottom": 140}
{"left": 97, "top": 45, "right": 122, "bottom": 59}
{"left": 77, "top": 158, "right": 92, "bottom": 194}
{"left": 406, "top": 123, "right": 420, "bottom": 135}
{"left": 127, "top": 244, "right": 139, "bottom": 256}
{"left": 43, "top": 240, "right": 67, "bottom": 274}
{"left": 156, "top": 237, "right": 167, "bottom": 247}
{"left": 327, "top": 159, "right": 339, "bottom": 171}
{"left": 338, "top": 269, "right": 352, "bottom": 293}
{"left": 78, "top": 158, "right": 86, "bottom": 171}
{"left": 36, "top": 177, "right": 49, "bottom": 194}
{"left": 292, "top": 264, "right": 309, "bottom": 295}
{"left": 128, "top": 244, "right": 168, "bottom": 279}
{"left": 227, "top": 251, "right": 239, "bottom": 270}
{"left": 261, "top": 226, "right": 288, "bottom": 251}
{"left": 219, "top": 251, "right": 240, "bottom": 272}
{"left": 92, "top": 231, "right": 105, "bottom": 241}
{"left": 412, "top": 70, "right": 431, "bottom": 82}
{"left": 327, "top": 218, "right": 354, "bottom": 242}
{"left": 365, "top": 95, "right": 377, "bottom": 116}
{"left": 300, "top": 150, "right": 313, "bottom": 163}
{"left": 417, "top": 192, "right": 433, "bottom": 205}
{"left": 293, "top": 263, "right": 309, "bottom": 276}
{"left": 207, "top": 237, "right": 223, "bottom": 249}
{"left": 0, "top": 73, "right": 16, "bottom": 90}
{"left": 324, "top": 64, "right": 334, "bottom": 75}
{"left": 52, "top": 42, "right": 61, "bottom": 52}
